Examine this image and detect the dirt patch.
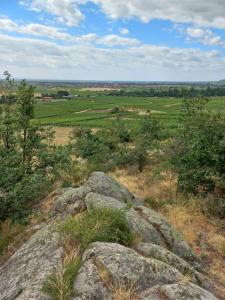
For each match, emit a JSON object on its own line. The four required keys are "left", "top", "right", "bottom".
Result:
{"left": 164, "top": 104, "right": 178, "bottom": 107}
{"left": 52, "top": 126, "right": 73, "bottom": 145}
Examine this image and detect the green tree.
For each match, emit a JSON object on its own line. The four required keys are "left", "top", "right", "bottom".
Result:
{"left": 0, "top": 72, "right": 74, "bottom": 221}
{"left": 172, "top": 98, "right": 225, "bottom": 196}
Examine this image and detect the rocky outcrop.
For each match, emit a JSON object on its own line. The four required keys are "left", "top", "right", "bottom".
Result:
{"left": 0, "top": 225, "right": 63, "bottom": 300}
{"left": 0, "top": 172, "right": 219, "bottom": 300}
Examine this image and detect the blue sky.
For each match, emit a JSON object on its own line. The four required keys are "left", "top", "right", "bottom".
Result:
{"left": 1, "top": 0, "right": 225, "bottom": 80}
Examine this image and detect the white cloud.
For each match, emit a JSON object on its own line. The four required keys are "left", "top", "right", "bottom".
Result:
{"left": 0, "top": 33, "right": 224, "bottom": 81}
{"left": 0, "top": 17, "right": 71, "bottom": 40}
{"left": 96, "top": 34, "right": 139, "bottom": 47}
{"left": 20, "top": 1, "right": 225, "bottom": 29}
{"left": 92, "top": 0, "right": 225, "bottom": 29}
{"left": 20, "top": 0, "right": 86, "bottom": 26}
{"left": 186, "top": 27, "right": 225, "bottom": 47}
{"left": 119, "top": 28, "right": 129, "bottom": 35}
{"left": 0, "top": 18, "right": 18, "bottom": 31}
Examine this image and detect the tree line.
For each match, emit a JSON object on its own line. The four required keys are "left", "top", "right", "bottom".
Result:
{"left": 108, "top": 86, "right": 225, "bottom": 98}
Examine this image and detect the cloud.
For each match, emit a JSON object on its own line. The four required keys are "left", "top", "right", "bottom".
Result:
{"left": 92, "top": 0, "right": 225, "bottom": 29}
{"left": 0, "top": 33, "right": 224, "bottom": 81}
{"left": 96, "top": 34, "right": 139, "bottom": 47}
{"left": 119, "top": 28, "right": 129, "bottom": 35}
{"left": 20, "top": 1, "right": 225, "bottom": 29}
{"left": 186, "top": 27, "right": 225, "bottom": 47}
{"left": 0, "top": 17, "right": 71, "bottom": 40}
{"left": 20, "top": 0, "right": 86, "bottom": 26}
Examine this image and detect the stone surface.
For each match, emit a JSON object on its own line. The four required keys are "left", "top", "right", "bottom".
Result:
{"left": 0, "top": 225, "right": 63, "bottom": 300}
{"left": 73, "top": 242, "right": 218, "bottom": 300}
{"left": 51, "top": 187, "right": 86, "bottom": 217}
{"left": 134, "top": 206, "right": 199, "bottom": 265}
{"left": 140, "top": 283, "right": 218, "bottom": 300}
{"left": 84, "top": 172, "right": 141, "bottom": 206}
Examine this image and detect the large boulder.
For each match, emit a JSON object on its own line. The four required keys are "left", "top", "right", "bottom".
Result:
{"left": 84, "top": 172, "right": 142, "bottom": 206}
{"left": 51, "top": 172, "right": 142, "bottom": 218}
{"left": 73, "top": 242, "right": 218, "bottom": 300}
{"left": 0, "top": 225, "right": 62, "bottom": 300}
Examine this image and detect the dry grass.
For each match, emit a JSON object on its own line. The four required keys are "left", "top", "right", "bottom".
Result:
{"left": 111, "top": 167, "right": 177, "bottom": 204}
{"left": 111, "top": 168, "right": 225, "bottom": 299}
{"left": 97, "top": 262, "right": 139, "bottom": 300}
{"left": 51, "top": 126, "right": 73, "bottom": 146}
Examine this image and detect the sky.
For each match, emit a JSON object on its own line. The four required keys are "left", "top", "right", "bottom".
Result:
{"left": 1, "top": 0, "right": 225, "bottom": 81}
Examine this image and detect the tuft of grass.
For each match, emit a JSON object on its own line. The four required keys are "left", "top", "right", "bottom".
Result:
{"left": 60, "top": 206, "right": 134, "bottom": 251}
{"left": 42, "top": 206, "right": 134, "bottom": 299}
{"left": 42, "top": 248, "right": 81, "bottom": 300}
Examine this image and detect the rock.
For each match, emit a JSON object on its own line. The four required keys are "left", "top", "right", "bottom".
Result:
{"left": 74, "top": 242, "right": 183, "bottom": 298}
{"left": 135, "top": 242, "right": 210, "bottom": 289}
{"left": 85, "top": 192, "right": 162, "bottom": 245}
{"left": 85, "top": 192, "right": 126, "bottom": 211}
{"left": 73, "top": 242, "right": 218, "bottom": 300}
{"left": 51, "top": 187, "right": 86, "bottom": 217}
{"left": 73, "top": 260, "right": 111, "bottom": 300}
{"left": 135, "top": 242, "right": 197, "bottom": 274}
{"left": 52, "top": 172, "right": 142, "bottom": 218}
{"left": 0, "top": 172, "right": 219, "bottom": 300}
{"left": 0, "top": 225, "right": 63, "bottom": 300}
{"left": 85, "top": 192, "right": 198, "bottom": 264}
{"left": 84, "top": 172, "right": 141, "bottom": 206}
{"left": 134, "top": 206, "right": 199, "bottom": 265}
{"left": 140, "top": 283, "right": 218, "bottom": 300}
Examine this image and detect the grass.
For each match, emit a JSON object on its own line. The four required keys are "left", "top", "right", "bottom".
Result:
{"left": 34, "top": 95, "right": 225, "bottom": 130}
{"left": 42, "top": 247, "right": 81, "bottom": 300}
{"left": 60, "top": 206, "right": 134, "bottom": 251}
{"left": 42, "top": 206, "right": 134, "bottom": 299}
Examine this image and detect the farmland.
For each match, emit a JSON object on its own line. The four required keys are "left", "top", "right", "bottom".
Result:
{"left": 34, "top": 93, "right": 225, "bottom": 131}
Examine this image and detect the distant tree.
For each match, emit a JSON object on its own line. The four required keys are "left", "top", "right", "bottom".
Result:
{"left": 57, "top": 90, "right": 69, "bottom": 97}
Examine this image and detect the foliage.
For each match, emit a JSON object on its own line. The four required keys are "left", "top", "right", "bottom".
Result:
{"left": 0, "top": 72, "right": 75, "bottom": 222}
{"left": 172, "top": 98, "right": 225, "bottom": 198}
{"left": 71, "top": 115, "right": 161, "bottom": 173}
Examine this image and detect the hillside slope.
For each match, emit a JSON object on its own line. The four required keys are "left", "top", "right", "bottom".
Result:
{"left": 0, "top": 173, "right": 220, "bottom": 300}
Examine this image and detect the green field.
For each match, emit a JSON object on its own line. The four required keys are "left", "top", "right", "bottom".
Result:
{"left": 34, "top": 95, "right": 225, "bottom": 130}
